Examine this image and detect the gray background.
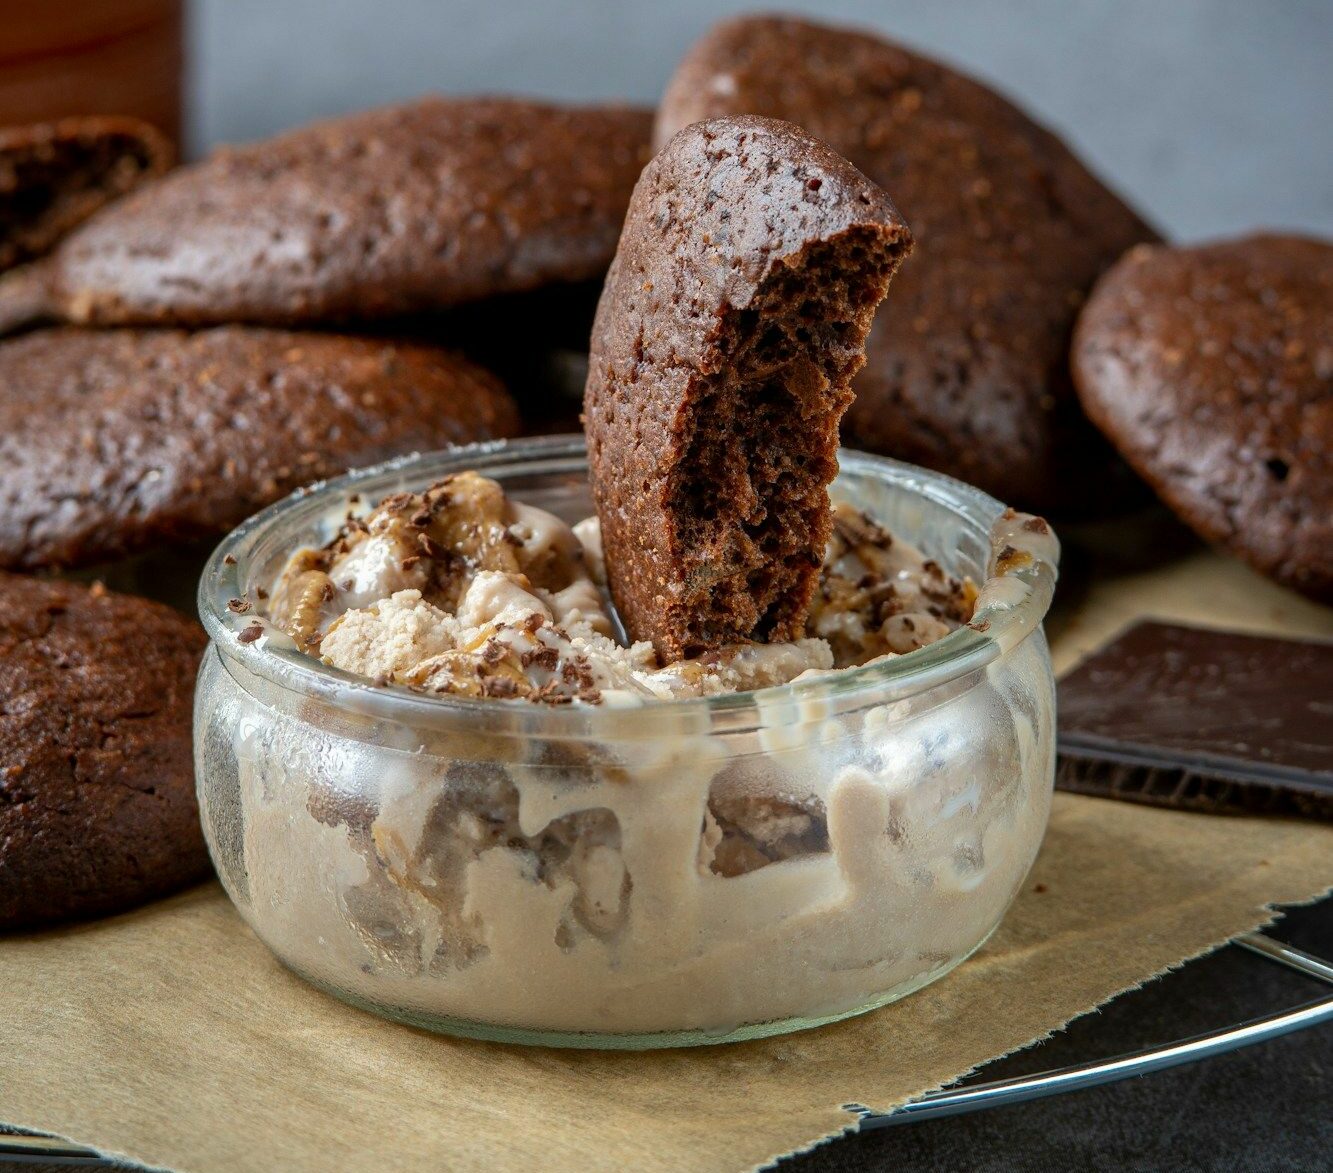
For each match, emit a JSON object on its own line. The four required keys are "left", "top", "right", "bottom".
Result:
{"left": 188, "top": 0, "right": 1332, "bottom": 242}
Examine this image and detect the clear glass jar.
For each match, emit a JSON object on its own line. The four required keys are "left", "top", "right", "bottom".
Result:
{"left": 195, "top": 436, "right": 1059, "bottom": 1049}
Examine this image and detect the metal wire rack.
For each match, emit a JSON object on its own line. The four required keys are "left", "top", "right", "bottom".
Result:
{"left": 859, "top": 931, "right": 1333, "bottom": 1130}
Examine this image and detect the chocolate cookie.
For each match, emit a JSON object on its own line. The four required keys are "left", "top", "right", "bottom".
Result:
{"left": 1072, "top": 234, "right": 1333, "bottom": 601}
{"left": 584, "top": 116, "right": 911, "bottom": 661}
{"left": 0, "top": 573, "right": 208, "bottom": 929}
{"left": 0, "top": 326, "right": 519, "bottom": 571}
{"left": 0, "top": 116, "right": 172, "bottom": 273}
{"left": 0, "top": 98, "right": 652, "bottom": 333}
{"left": 655, "top": 15, "right": 1158, "bottom": 513}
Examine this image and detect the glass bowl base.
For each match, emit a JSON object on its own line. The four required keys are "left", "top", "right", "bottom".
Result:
{"left": 285, "top": 937, "right": 990, "bottom": 1050}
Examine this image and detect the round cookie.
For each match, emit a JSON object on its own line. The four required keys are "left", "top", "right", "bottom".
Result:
{"left": 0, "top": 574, "right": 208, "bottom": 929}
{"left": 0, "top": 116, "right": 172, "bottom": 273}
{"left": 1072, "top": 234, "right": 1333, "bottom": 602}
{"left": 0, "top": 98, "right": 652, "bottom": 332}
{"left": 0, "top": 326, "right": 520, "bottom": 571}
{"left": 655, "top": 15, "right": 1158, "bottom": 514}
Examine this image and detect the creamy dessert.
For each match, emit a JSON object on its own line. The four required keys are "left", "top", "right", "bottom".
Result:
{"left": 261, "top": 470, "right": 978, "bottom": 703}
{"left": 196, "top": 462, "right": 1056, "bottom": 1041}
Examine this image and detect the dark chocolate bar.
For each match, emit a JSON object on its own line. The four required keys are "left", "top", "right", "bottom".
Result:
{"left": 1057, "top": 620, "right": 1333, "bottom": 819}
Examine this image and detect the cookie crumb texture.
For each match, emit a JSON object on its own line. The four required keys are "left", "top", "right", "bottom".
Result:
{"left": 9, "top": 98, "right": 652, "bottom": 329}
{"left": 264, "top": 472, "right": 973, "bottom": 704}
{"left": 0, "top": 116, "right": 172, "bottom": 273}
{"left": 656, "top": 15, "right": 1158, "bottom": 514}
{"left": 0, "top": 326, "right": 519, "bottom": 572}
{"left": 585, "top": 115, "right": 912, "bottom": 661}
{"left": 0, "top": 574, "right": 208, "bottom": 929}
{"left": 1073, "top": 234, "right": 1333, "bottom": 601}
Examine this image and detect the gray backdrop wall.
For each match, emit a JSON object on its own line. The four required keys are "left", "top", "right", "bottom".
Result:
{"left": 190, "top": 0, "right": 1332, "bottom": 242}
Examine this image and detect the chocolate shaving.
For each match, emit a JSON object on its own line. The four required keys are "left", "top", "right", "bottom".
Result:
{"left": 417, "top": 532, "right": 447, "bottom": 560}
{"left": 237, "top": 623, "right": 264, "bottom": 644}
{"left": 521, "top": 644, "right": 560, "bottom": 671}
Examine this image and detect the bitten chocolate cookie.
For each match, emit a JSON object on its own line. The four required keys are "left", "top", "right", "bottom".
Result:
{"left": 656, "top": 15, "right": 1158, "bottom": 513}
{"left": 0, "top": 116, "right": 172, "bottom": 273}
{"left": 0, "top": 98, "right": 652, "bottom": 332}
{"left": 1072, "top": 234, "right": 1333, "bottom": 601}
{"left": 0, "top": 574, "right": 208, "bottom": 929}
{"left": 0, "top": 326, "right": 519, "bottom": 571}
{"left": 584, "top": 116, "right": 911, "bottom": 661}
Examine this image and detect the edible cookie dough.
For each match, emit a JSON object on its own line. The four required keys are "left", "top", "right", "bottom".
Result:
{"left": 656, "top": 14, "right": 1158, "bottom": 514}
{"left": 0, "top": 573, "right": 208, "bottom": 929}
{"left": 0, "top": 98, "right": 652, "bottom": 332}
{"left": 1072, "top": 234, "right": 1333, "bottom": 601}
{"left": 0, "top": 326, "right": 519, "bottom": 571}
{"left": 584, "top": 115, "right": 912, "bottom": 660}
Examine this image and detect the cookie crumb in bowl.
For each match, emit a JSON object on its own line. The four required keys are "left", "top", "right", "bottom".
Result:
{"left": 194, "top": 437, "right": 1059, "bottom": 1048}
{"left": 261, "top": 472, "right": 973, "bottom": 703}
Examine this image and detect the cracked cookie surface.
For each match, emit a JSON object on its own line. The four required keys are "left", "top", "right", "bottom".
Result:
{"left": 0, "top": 326, "right": 518, "bottom": 571}
{"left": 655, "top": 15, "right": 1158, "bottom": 514}
{"left": 1072, "top": 234, "right": 1333, "bottom": 601}
{"left": 0, "top": 573, "right": 208, "bottom": 928}
{"left": 0, "top": 98, "right": 652, "bottom": 331}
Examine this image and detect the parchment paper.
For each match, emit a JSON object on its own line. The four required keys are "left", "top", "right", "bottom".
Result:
{"left": 3, "top": 547, "right": 1331, "bottom": 1173}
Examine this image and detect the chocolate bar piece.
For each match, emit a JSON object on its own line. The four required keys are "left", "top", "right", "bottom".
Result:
{"left": 1057, "top": 621, "right": 1333, "bottom": 819}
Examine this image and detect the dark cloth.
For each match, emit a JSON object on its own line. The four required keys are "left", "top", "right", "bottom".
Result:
{"left": 788, "top": 898, "right": 1332, "bottom": 1173}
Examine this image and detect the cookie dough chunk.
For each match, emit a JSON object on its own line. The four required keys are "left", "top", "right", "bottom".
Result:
{"left": 1073, "top": 234, "right": 1333, "bottom": 601}
{"left": 0, "top": 116, "right": 172, "bottom": 273}
{"left": 584, "top": 116, "right": 912, "bottom": 661}
{"left": 0, "top": 326, "right": 519, "bottom": 571}
{"left": 0, "top": 574, "right": 208, "bottom": 929}
{"left": 0, "top": 98, "right": 651, "bottom": 332}
{"left": 656, "top": 15, "right": 1157, "bottom": 514}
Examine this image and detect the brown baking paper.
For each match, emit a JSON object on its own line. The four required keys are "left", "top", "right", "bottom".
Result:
{"left": 3, "top": 549, "right": 1332, "bottom": 1173}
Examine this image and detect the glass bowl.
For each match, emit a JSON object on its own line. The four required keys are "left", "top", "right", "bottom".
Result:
{"left": 195, "top": 436, "right": 1059, "bottom": 1049}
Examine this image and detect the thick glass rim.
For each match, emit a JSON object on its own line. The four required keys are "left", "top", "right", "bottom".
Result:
{"left": 197, "top": 435, "right": 1058, "bottom": 737}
